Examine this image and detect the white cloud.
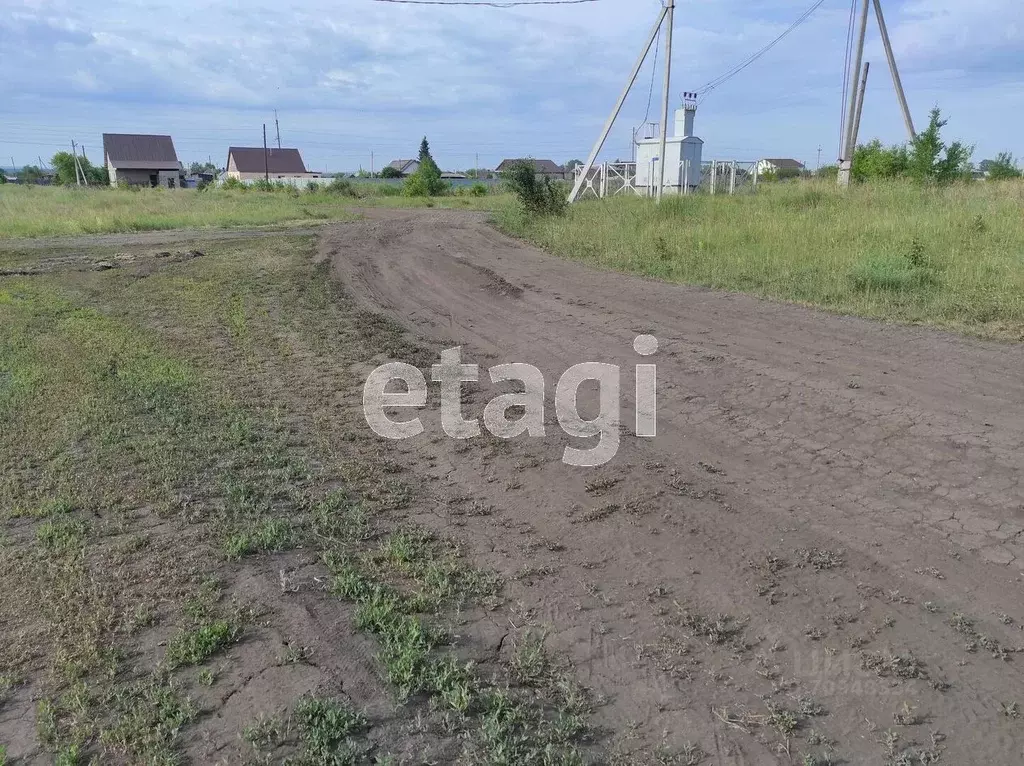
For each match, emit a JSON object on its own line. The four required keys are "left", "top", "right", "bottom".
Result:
{"left": 0, "top": 0, "right": 1021, "bottom": 170}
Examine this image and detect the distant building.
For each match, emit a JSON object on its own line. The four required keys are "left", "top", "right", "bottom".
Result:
{"left": 225, "top": 147, "right": 319, "bottom": 180}
{"left": 103, "top": 133, "right": 182, "bottom": 188}
{"left": 386, "top": 159, "right": 421, "bottom": 177}
{"left": 757, "top": 158, "right": 805, "bottom": 175}
{"left": 496, "top": 158, "right": 566, "bottom": 181}
{"left": 440, "top": 171, "right": 468, "bottom": 180}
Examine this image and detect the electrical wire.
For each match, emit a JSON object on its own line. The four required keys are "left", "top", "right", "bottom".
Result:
{"left": 838, "top": 0, "right": 857, "bottom": 158}
{"left": 692, "top": 0, "right": 828, "bottom": 104}
{"left": 643, "top": 23, "right": 661, "bottom": 123}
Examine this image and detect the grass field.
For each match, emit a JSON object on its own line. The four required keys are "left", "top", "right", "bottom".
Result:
{"left": 496, "top": 180, "right": 1024, "bottom": 340}
{"left": 0, "top": 237, "right": 591, "bottom": 763}
{"left": 0, "top": 185, "right": 508, "bottom": 238}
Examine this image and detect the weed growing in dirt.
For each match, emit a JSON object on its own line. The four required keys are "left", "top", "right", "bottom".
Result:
{"left": 166, "top": 620, "right": 241, "bottom": 668}
{"left": 294, "top": 696, "right": 370, "bottom": 764}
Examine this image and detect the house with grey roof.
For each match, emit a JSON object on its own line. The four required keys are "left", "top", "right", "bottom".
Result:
{"left": 103, "top": 133, "right": 182, "bottom": 187}
{"left": 496, "top": 158, "right": 566, "bottom": 181}
{"left": 385, "top": 159, "right": 420, "bottom": 177}
{"left": 225, "top": 147, "right": 319, "bottom": 181}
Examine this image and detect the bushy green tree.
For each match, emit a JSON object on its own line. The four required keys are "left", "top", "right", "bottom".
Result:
{"left": 983, "top": 152, "right": 1022, "bottom": 180}
{"left": 380, "top": 165, "right": 403, "bottom": 179}
{"left": 18, "top": 165, "right": 46, "bottom": 184}
{"left": 51, "top": 152, "right": 108, "bottom": 186}
{"left": 404, "top": 136, "right": 446, "bottom": 196}
{"left": 851, "top": 140, "right": 909, "bottom": 182}
{"left": 501, "top": 159, "right": 566, "bottom": 216}
{"left": 907, "top": 108, "right": 973, "bottom": 184}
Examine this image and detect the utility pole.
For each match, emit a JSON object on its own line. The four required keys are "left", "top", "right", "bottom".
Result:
{"left": 816, "top": 145, "right": 822, "bottom": 171}
{"left": 71, "top": 141, "right": 82, "bottom": 185}
{"left": 838, "top": 0, "right": 869, "bottom": 188}
{"left": 850, "top": 61, "right": 871, "bottom": 157}
{"left": 872, "top": 0, "right": 914, "bottom": 139}
{"left": 274, "top": 109, "right": 282, "bottom": 149}
{"left": 371, "top": 150, "right": 374, "bottom": 177}
{"left": 838, "top": 0, "right": 912, "bottom": 187}
{"left": 568, "top": 2, "right": 669, "bottom": 203}
{"left": 656, "top": 0, "right": 675, "bottom": 201}
{"left": 263, "top": 124, "right": 269, "bottom": 181}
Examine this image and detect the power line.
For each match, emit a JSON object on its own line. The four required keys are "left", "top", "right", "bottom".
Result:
{"left": 643, "top": 23, "right": 662, "bottom": 123}
{"left": 838, "top": 0, "right": 857, "bottom": 157}
{"left": 692, "top": 0, "right": 828, "bottom": 102}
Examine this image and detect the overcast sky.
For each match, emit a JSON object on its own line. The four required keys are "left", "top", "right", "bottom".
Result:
{"left": 1, "top": 0, "right": 1021, "bottom": 172}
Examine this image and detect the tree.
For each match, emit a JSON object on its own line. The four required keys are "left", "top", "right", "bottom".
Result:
{"left": 983, "top": 152, "right": 1022, "bottom": 180}
{"left": 380, "top": 165, "right": 403, "bottom": 179}
{"left": 51, "top": 151, "right": 108, "bottom": 186}
{"left": 907, "top": 108, "right": 973, "bottom": 184}
{"left": 501, "top": 159, "right": 566, "bottom": 216}
{"left": 852, "top": 139, "right": 909, "bottom": 182}
{"left": 405, "top": 136, "right": 445, "bottom": 196}
{"left": 188, "top": 161, "right": 217, "bottom": 176}
{"left": 18, "top": 165, "right": 45, "bottom": 184}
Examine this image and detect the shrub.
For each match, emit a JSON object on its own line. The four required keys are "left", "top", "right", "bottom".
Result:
{"left": 469, "top": 183, "right": 488, "bottom": 197}
{"left": 984, "top": 152, "right": 1022, "bottom": 180}
{"left": 404, "top": 136, "right": 447, "bottom": 197}
{"left": 502, "top": 160, "right": 567, "bottom": 216}
{"left": 327, "top": 177, "right": 358, "bottom": 197}
{"left": 380, "top": 166, "right": 403, "bottom": 179}
{"left": 221, "top": 177, "right": 245, "bottom": 191}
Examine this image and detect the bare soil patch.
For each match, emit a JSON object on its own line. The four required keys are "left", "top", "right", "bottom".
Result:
{"left": 322, "top": 208, "right": 1024, "bottom": 765}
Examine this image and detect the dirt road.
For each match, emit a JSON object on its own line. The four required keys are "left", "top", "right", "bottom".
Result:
{"left": 323, "top": 209, "right": 1024, "bottom": 764}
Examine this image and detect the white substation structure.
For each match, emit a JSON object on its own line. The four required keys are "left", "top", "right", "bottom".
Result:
{"left": 635, "top": 99, "right": 704, "bottom": 195}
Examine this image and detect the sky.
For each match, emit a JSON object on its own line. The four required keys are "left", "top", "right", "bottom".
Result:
{"left": 1, "top": 0, "right": 1022, "bottom": 173}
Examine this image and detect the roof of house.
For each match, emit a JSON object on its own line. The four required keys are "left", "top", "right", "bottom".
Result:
{"left": 103, "top": 133, "right": 180, "bottom": 170}
{"left": 228, "top": 147, "right": 309, "bottom": 175}
{"left": 496, "top": 158, "right": 564, "bottom": 173}
{"left": 762, "top": 158, "right": 805, "bottom": 169}
{"left": 387, "top": 159, "right": 419, "bottom": 173}
{"left": 440, "top": 171, "right": 467, "bottom": 179}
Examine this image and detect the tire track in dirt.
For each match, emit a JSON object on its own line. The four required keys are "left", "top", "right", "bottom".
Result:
{"left": 322, "top": 209, "right": 1024, "bottom": 764}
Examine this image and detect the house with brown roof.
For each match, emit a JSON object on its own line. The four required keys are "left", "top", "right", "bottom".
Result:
{"left": 103, "top": 133, "right": 182, "bottom": 188}
{"left": 496, "top": 158, "right": 566, "bottom": 181}
{"left": 225, "top": 147, "right": 319, "bottom": 181}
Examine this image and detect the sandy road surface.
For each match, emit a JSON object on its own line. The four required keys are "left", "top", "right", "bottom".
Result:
{"left": 323, "top": 209, "right": 1024, "bottom": 764}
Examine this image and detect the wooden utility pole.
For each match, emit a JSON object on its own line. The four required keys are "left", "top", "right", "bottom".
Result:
{"left": 655, "top": 0, "right": 675, "bottom": 201}
{"left": 838, "top": 0, "right": 869, "bottom": 188}
{"left": 568, "top": 2, "right": 669, "bottom": 203}
{"left": 274, "top": 109, "right": 282, "bottom": 149}
{"left": 263, "top": 124, "right": 269, "bottom": 182}
{"left": 872, "top": 0, "right": 915, "bottom": 139}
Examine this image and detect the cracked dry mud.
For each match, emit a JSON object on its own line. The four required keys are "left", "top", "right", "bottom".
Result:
{"left": 321, "top": 209, "right": 1024, "bottom": 764}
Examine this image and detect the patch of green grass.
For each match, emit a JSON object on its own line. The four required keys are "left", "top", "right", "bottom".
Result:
{"left": 166, "top": 620, "right": 241, "bottom": 668}
{"left": 0, "top": 184, "right": 510, "bottom": 239}
{"left": 100, "top": 676, "right": 196, "bottom": 764}
{"left": 223, "top": 517, "right": 294, "bottom": 560}
{"left": 294, "top": 696, "right": 369, "bottom": 766}
{"left": 495, "top": 179, "right": 1024, "bottom": 339}
{"left": 36, "top": 518, "right": 88, "bottom": 552}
